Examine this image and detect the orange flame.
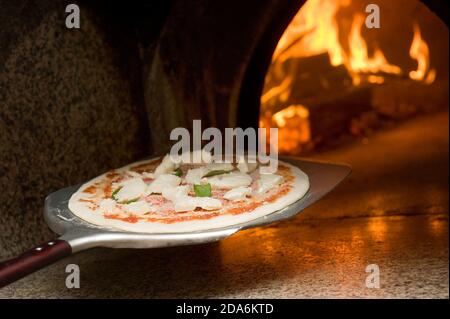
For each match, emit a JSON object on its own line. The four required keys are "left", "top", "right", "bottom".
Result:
{"left": 347, "top": 14, "right": 402, "bottom": 85}
{"left": 272, "top": 0, "right": 349, "bottom": 66}
{"left": 269, "top": 0, "right": 405, "bottom": 88}
{"left": 261, "top": 0, "right": 437, "bottom": 154}
{"left": 273, "top": 104, "right": 310, "bottom": 127}
{"left": 272, "top": 105, "right": 311, "bottom": 153}
{"left": 409, "top": 23, "right": 436, "bottom": 84}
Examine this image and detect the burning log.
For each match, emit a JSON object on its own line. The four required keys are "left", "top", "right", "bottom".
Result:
{"left": 371, "top": 78, "right": 449, "bottom": 119}
{"left": 262, "top": 53, "right": 353, "bottom": 115}
{"left": 307, "top": 86, "right": 372, "bottom": 146}
{"left": 288, "top": 53, "right": 353, "bottom": 101}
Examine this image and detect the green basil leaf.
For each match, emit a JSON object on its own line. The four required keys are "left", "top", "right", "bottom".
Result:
{"left": 202, "top": 170, "right": 232, "bottom": 178}
{"left": 119, "top": 198, "right": 139, "bottom": 205}
{"left": 194, "top": 183, "right": 212, "bottom": 197}
{"left": 173, "top": 168, "right": 183, "bottom": 177}
{"left": 111, "top": 187, "right": 122, "bottom": 200}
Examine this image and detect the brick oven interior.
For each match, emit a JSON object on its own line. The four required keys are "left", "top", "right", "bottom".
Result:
{"left": 0, "top": 0, "right": 448, "bottom": 298}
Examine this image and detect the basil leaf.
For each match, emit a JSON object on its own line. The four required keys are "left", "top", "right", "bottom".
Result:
{"left": 173, "top": 168, "right": 183, "bottom": 177}
{"left": 111, "top": 187, "right": 122, "bottom": 200}
{"left": 112, "top": 187, "right": 138, "bottom": 203}
{"left": 119, "top": 198, "right": 139, "bottom": 205}
{"left": 194, "top": 183, "right": 212, "bottom": 197}
{"left": 202, "top": 170, "right": 232, "bottom": 178}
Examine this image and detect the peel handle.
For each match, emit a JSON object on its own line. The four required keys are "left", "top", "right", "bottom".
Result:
{"left": 0, "top": 239, "right": 72, "bottom": 288}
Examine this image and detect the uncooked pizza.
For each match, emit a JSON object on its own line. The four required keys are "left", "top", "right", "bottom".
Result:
{"left": 68, "top": 153, "right": 310, "bottom": 233}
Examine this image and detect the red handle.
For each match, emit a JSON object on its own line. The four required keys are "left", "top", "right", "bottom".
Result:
{"left": 0, "top": 239, "right": 72, "bottom": 288}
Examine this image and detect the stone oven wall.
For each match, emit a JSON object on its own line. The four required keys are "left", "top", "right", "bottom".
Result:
{"left": 0, "top": 1, "right": 149, "bottom": 257}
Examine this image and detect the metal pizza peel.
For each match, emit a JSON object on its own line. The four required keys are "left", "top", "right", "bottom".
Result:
{"left": 0, "top": 157, "right": 351, "bottom": 287}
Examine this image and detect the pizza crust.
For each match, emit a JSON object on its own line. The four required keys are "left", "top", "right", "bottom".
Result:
{"left": 68, "top": 158, "right": 310, "bottom": 233}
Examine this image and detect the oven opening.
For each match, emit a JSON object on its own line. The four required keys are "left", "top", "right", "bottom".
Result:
{"left": 259, "top": 0, "right": 449, "bottom": 155}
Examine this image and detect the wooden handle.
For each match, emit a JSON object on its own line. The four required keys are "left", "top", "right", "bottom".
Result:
{"left": 0, "top": 239, "right": 72, "bottom": 288}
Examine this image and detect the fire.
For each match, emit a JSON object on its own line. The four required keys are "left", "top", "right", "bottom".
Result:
{"left": 267, "top": 0, "right": 436, "bottom": 89}
{"left": 409, "top": 23, "right": 436, "bottom": 84}
{"left": 272, "top": 0, "right": 349, "bottom": 66}
{"left": 260, "top": 77, "right": 293, "bottom": 105}
{"left": 261, "top": 0, "right": 437, "bottom": 154}
{"left": 272, "top": 105, "right": 311, "bottom": 153}
{"left": 347, "top": 14, "right": 402, "bottom": 85}
{"left": 273, "top": 104, "right": 310, "bottom": 127}
{"left": 268, "top": 0, "right": 405, "bottom": 88}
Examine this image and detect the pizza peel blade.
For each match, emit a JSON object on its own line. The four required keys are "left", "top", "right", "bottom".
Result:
{"left": 0, "top": 158, "right": 350, "bottom": 287}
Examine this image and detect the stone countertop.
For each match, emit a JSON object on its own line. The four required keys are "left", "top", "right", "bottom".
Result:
{"left": 1, "top": 111, "right": 448, "bottom": 298}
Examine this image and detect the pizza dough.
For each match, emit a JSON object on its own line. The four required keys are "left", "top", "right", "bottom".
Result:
{"left": 68, "top": 155, "right": 310, "bottom": 233}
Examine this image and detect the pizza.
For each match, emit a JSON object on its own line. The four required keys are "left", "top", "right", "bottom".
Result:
{"left": 68, "top": 153, "right": 310, "bottom": 233}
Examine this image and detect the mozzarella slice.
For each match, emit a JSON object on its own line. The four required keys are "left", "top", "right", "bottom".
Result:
{"left": 173, "top": 196, "right": 222, "bottom": 212}
{"left": 237, "top": 156, "right": 258, "bottom": 173}
{"left": 146, "top": 174, "right": 181, "bottom": 195}
{"left": 99, "top": 198, "right": 117, "bottom": 214}
{"left": 185, "top": 167, "right": 207, "bottom": 184}
{"left": 256, "top": 174, "right": 283, "bottom": 194}
{"left": 185, "top": 163, "right": 234, "bottom": 184}
{"left": 195, "top": 197, "right": 222, "bottom": 210}
{"left": 179, "top": 149, "right": 212, "bottom": 164}
{"left": 162, "top": 185, "right": 190, "bottom": 201}
{"left": 205, "top": 162, "right": 234, "bottom": 172}
{"left": 223, "top": 186, "right": 252, "bottom": 201}
{"left": 154, "top": 154, "right": 179, "bottom": 177}
{"left": 122, "top": 200, "right": 154, "bottom": 216}
{"left": 173, "top": 196, "right": 197, "bottom": 212}
{"left": 207, "top": 171, "right": 252, "bottom": 189}
{"left": 114, "top": 178, "right": 147, "bottom": 202}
